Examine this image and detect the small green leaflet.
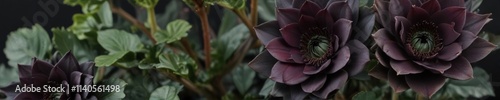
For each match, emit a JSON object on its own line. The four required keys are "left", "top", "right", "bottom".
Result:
{"left": 97, "top": 29, "right": 144, "bottom": 53}
{"left": 95, "top": 51, "right": 129, "bottom": 67}
{"left": 155, "top": 19, "right": 192, "bottom": 44}
{"left": 155, "top": 53, "right": 195, "bottom": 76}
{"left": 95, "top": 29, "right": 144, "bottom": 67}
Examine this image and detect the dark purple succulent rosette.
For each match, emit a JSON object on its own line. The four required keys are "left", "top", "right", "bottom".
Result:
{"left": 249, "top": 0, "right": 373, "bottom": 99}
{"left": 370, "top": 0, "right": 496, "bottom": 98}
{"left": 13, "top": 52, "right": 96, "bottom": 100}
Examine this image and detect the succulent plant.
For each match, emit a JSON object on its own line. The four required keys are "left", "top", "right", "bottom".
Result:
{"left": 13, "top": 52, "right": 96, "bottom": 100}
{"left": 248, "top": 0, "right": 374, "bottom": 99}
{"left": 370, "top": 0, "right": 496, "bottom": 98}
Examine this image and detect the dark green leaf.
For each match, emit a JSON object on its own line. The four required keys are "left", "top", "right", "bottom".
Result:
{"left": 156, "top": 52, "right": 195, "bottom": 76}
{"left": 98, "top": 1, "right": 113, "bottom": 27}
{"left": 0, "top": 64, "right": 19, "bottom": 87}
{"left": 257, "top": 0, "right": 276, "bottom": 21}
{"left": 52, "top": 28, "right": 94, "bottom": 62}
{"left": 353, "top": 60, "right": 377, "bottom": 80}
{"left": 139, "top": 46, "right": 163, "bottom": 69}
{"left": 444, "top": 67, "right": 495, "bottom": 98}
{"left": 97, "top": 29, "right": 144, "bottom": 53}
{"left": 479, "top": 32, "right": 500, "bottom": 51}
{"left": 360, "top": 0, "right": 369, "bottom": 6}
{"left": 209, "top": 24, "right": 248, "bottom": 75}
{"left": 465, "top": 0, "right": 483, "bottom": 12}
{"left": 258, "top": 79, "right": 275, "bottom": 97}
{"left": 95, "top": 51, "right": 129, "bottom": 67}
{"left": 155, "top": 20, "right": 192, "bottom": 44}
{"left": 149, "top": 86, "right": 183, "bottom": 100}
{"left": 222, "top": 92, "right": 237, "bottom": 100}
{"left": 353, "top": 91, "right": 380, "bottom": 100}
{"left": 156, "top": 0, "right": 181, "bottom": 28}
{"left": 3, "top": 24, "right": 52, "bottom": 67}
{"left": 123, "top": 74, "right": 159, "bottom": 99}
{"left": 232, "top": 65, "right": 255, "bottom": 94}
{"left": 95, "top": 79, "right": 127, "bottom": 99}
{"left": 359, "top": 0, "right": 374, "bottom": 6}
{"left": 181, "top": 0, "right": 196, "bottom": 10}
{"left": 218, "top": 9, "right": 238, "bottom": 35}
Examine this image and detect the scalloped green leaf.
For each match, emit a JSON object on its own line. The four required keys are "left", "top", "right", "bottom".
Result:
{"left": 95, "top": 51, "right": 129, "bottom": 67}
{"left": 155, "top": 20, "right": 192, "bottom": 44}
{"left": 3, "top": 24, "right": 52, "bottom": 67}
{"left": 97, "top": 29, "right": 144, "bottom": 53}
{"left": 69, "top": 13, "right": 98, "bottom": 38}
{"left": 155, "top": 52, "right": 195, "bottom": 76}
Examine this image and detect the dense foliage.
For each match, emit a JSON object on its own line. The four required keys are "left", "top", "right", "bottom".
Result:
{"left": 0, "top": 0, "right": 499, "bottom": 100}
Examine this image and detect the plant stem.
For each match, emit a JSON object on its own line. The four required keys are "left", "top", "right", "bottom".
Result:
{"left": 216, "top": 6, "right": 259, "bottom": 83}
{"left": 232, "top": 9, "right": 257, "bottom": 38}
{"left": 210, "top": 3, "right": 261, "bottom": 96}
{"left": 195, "top": 5, "right": 212, "bottom": 69}
{"left": 392, "top": 91, "right": 399, "bottom": 100}
{"left": 109, "top": 2, "right": 156, "bottom": 44}
{"left": 250, "top": 0, "right": 258, "bottom": 26}
{"left": 335, "top": 92, "right": 346, "bottom": 100}
{"left": 212, "top": 37, "right": 256, "bottom": 95}
{"left": 147, "top": 7, "right": 158, "bottom": 41}
{"left": 180, "top": 38, "right": 202, "bottom": 74}
{"left": 416, "top": 94, "right": 426, "bottom": 100}
{"left": 159, "top": 70, "right": 216, "bottom": 99}
{"left": 93, "top": 67, "right": 106, "bottom": 84}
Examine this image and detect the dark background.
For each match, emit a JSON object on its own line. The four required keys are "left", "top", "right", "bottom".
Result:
{"left": 0, "top": 0, "right": 499, "bottom": 99}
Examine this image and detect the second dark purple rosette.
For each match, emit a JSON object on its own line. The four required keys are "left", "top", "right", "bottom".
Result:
{"left": 370, "top": 0, "right": 496, "bottom": 98}
{"left": 248, "top": 0, "right": 374, "bottom": 99}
